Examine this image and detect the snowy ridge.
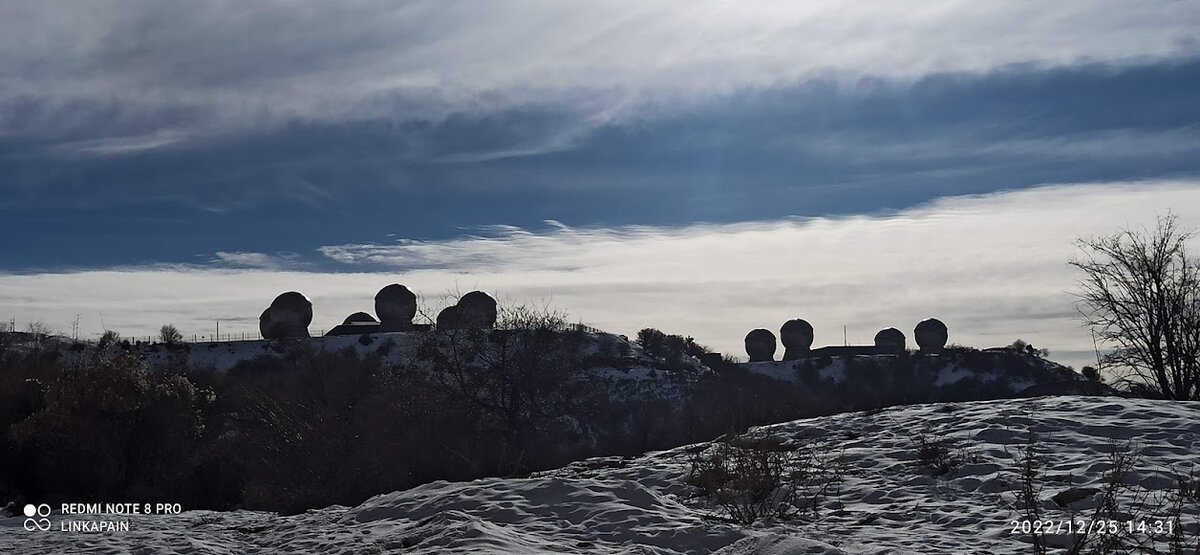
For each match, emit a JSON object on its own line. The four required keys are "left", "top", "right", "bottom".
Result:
{"left": 739, "top": 349, "right": 1090, "bottom": 403}
{"left": 128, "top": 330, "right": 706, "bottom": 375}
{"left": 4, "top": 396, "right": 1196, "bottom": 554}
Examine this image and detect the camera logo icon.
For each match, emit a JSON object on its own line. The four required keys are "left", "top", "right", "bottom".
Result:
{"left": 23, "top": 504, "right": 51, "bottom": 532}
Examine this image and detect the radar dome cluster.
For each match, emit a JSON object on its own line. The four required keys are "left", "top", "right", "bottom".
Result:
{"left": 258, "top": 285, "right": 500, "bottom": 338}
{"left": 742, "top": 318, "right": 948, "bottom": 361}
{"left": 250, "top": 286, "right": 949, "bottom": 363}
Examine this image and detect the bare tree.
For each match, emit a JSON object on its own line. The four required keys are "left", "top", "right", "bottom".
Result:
{"left": 1071, "top": 213, "right": 1200, "bottom": 400}
{"left": 160, "top": 324, "right": 183, "bottom": 345}
{"left": 26, "top": 321, "right": 53, "bottom": 339}
{"left": 416, "top": 300, "right": 593, "bottom": 468}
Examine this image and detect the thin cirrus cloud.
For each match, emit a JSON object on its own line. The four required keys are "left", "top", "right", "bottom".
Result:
{"left": 3, "top": 1, "right": 1198, "bottom": 148}
{"left": 3, "top": 179, "right": 1197, "bottom": 371}
{"left": 210, "top": 251, "right": 307, "bottom": 270}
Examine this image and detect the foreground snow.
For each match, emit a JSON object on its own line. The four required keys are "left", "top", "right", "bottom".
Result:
{"left": 4, "top": 396, "right": 1197, "bottom": 554}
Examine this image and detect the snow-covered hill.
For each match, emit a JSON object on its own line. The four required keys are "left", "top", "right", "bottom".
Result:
{"left": 5, "top": 396, "right": 1196, "bottom": 554}
{"left": 130, "top": 330, "right": 710, "bottom": 379}
{"left": 739, "top": 348, "right": 1093, "bottom": 401}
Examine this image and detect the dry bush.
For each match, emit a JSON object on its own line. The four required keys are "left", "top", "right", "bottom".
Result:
{"left": 8, "top": 352, "right": 204, "bottom": 501}
{"left": 212, "top": 348, "right": 430, "bottom": 513}
{"left": 910, "top": 431, "right": 977, "bottom": 477}
{"left": 687, "top": 433, "right": 843, "bottom": 525}
{"left": 416, "top": 302, "right": 596, "bottom": 471}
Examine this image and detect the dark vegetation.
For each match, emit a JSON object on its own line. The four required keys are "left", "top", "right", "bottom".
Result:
{"left": 908, "top": 431, "right": 978, "bottom": 477}
{"left": 1, "top": 316, "right": 1092, "bottom": 515}
{"left": 636, "top": 328, "right": 715, "bottom": 370}
{"left": 685, "top": 433, "right": 843, "bottom": 524}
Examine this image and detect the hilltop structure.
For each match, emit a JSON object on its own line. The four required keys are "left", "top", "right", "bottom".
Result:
{"left": 914, "top": 318, "right": 948, "bottom": 353}
{"left": 744, "top": 328, "right": 777, "bottom": 362}
{"left": 874, "top": 327, "right": 906, "bottom": 353}
{"left": 375, "top": 284, "right": 417, "bottom": 332}
{"left": 744, "top": 319, "right": 946, "bottom": 361}
{"left": 260, "top": 285, "right": 498, "bottom": 337}
{"left": 259, "top": 292, "right": 313, "bottom": 339}
{"left": 780, "top": 319, "right": 814, "bottom": 361}
{"left": 436, "top": 291, "right": 498, "bottom": 330}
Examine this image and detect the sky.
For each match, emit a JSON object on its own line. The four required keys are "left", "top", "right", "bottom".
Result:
{"left": 3, "top": 1, "right": 1200, "bottom": 368}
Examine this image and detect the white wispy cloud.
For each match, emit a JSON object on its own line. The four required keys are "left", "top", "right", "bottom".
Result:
{"left": 211, "top": 251, "right": 306, "bottom": 270}
{"left": 4, "top": 1, "right": 1197, "bottom": 146}
{"left": 2, "top": 180, "right": 1197, "bottom": 369}
{"left": 51, "top": 129, "right": 189, "bottom": 156}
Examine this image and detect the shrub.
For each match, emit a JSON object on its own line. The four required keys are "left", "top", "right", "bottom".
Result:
{"left": 687, "top": 433, "right": 842, "bottom": 524}
{"left": 637, "top": 328, "right": 711, "bottom": 371}
{"left": 417, "top": 313, "right": 597, "bottom": 472}
{"left": 98, "top": 330, "right": 121, "bottom": 349}
{"left": 637, "top": 328, "right": 667, "bottom": 355}
{"left": 9, "top": 352, "right": 204, "bottom": 501}
{"left": 910, "top": 431, "right": 975, "bottom": 477}
{"left": 160, "top": 324, "right": 183, "bottom": 345}
{"left": 210, "top": 348, "right": 426, "bottom": 512}
{"left": 1009, "top": 339, "right": 1049, "bottom": 358}
{"left": 1081, "top": 366, "right": 1104, "bottom": 383}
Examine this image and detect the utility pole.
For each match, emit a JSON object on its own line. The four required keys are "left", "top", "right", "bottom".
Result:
{"left": 216, "top": 320, "right": 220, "bottom": 342}
{"left": 843, "top": 325, "right": 848, "bottom": 346}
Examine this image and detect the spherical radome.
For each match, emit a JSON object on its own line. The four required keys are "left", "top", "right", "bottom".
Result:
{"left": 456, "top": 291, "right": 498, "bottom": 329}
{"left": 259, "top": 308, "right": 283, "bottom": 340}
{"left": 436, "top": 305, "right": 460, "bottom": 330}
{"left": 780, "top": 319, "right": 814, "bottom": 350}
{"left": 779, "top": 319, "right": 814, "bottom": 361}
{"left": 744, "top": 328, "right": 777, "bottom": 362}
{"left": 344, "top": 312, "right": 378, "bottom": 324}
{"left": 914, "top": 318, "right": 948, "bottom": 352}
{"left": 268, "top": 291, "right": 313, "bottom": 338}
{"left": 375, "top": 284, "right": 417, "bottom": 327}
{"left": 874, "top": 327, "right": 906, "bottom": 352}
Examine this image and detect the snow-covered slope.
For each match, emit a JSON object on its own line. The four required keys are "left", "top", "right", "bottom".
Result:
{"left": 130, "top": 330, "right": 707, "bottom": 376}
{"left": 742, "top": 350, "right": 1085, "bottom": 390}
{"left": 5, "top": 396, "right": 1196, "bottom": 554}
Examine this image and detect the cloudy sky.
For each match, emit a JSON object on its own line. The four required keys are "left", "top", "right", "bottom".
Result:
{"left": 3, "top": 1, "right": 1200, "bottom": 368}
